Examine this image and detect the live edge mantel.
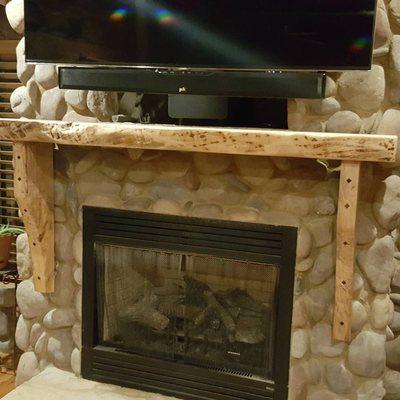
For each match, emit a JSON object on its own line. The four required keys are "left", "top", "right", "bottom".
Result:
{"left": 0, "top": 118, "right": 398, "bottom": 343}
{"left": 0, "top": 118, "right": 397, "bottom": 162}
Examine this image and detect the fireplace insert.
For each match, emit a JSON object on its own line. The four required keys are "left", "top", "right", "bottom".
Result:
{"left": 82, "top": 207, "right": 297, "bottom": 400}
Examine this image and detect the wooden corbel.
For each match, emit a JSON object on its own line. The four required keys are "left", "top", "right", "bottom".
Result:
{"left": 13, "top": 142, "right": 54, "bottom": 293}
{"left": 333, "top": 161, "right": 362, "bottom": 342}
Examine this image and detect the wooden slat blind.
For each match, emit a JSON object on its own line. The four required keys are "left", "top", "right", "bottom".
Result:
{"left": 0, "top": 141, "right": 23, "bottom": 267}
{"left": 0, "top": 39, "right": 19, "bottom": 119}
{"left": 0, "top": 37, "right": 21, "bottom": 266}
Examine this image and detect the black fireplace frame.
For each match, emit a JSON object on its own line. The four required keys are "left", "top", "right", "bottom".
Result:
{"left": 82, "top": 206, "right": 297, "bottom": 400}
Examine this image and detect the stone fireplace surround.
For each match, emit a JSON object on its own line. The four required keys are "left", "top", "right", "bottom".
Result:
{"left": 7, "top": 142, "right": 400, "bottom": 400}
{"left": 2, "top": 0, "right": 400, "bottom": 398}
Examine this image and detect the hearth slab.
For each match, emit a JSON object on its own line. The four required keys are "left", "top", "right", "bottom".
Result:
{"left": 3, "top": 367, "right": 180, "bottom": 400}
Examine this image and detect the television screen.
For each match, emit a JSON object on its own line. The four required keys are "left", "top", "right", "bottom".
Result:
{"left": 24, "top": 0, "right": 376, "bottom": 70}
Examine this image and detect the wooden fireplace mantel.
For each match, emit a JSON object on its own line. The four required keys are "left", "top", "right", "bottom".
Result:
{"left": 0, "top": 118, "right": 397, "bottom": 162}
{"left": 0, "top": 118, "right": 398, "bottom": 342}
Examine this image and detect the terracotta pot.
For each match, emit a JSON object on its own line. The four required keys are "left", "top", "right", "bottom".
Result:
{"left": 0, "top": 235, "right": 14, "bottom": 269}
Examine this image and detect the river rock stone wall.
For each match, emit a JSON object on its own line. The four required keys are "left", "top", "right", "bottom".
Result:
{"left": 3, "top": 0, "right": 400, "bottom": 399}
{"left": 4, "top": 0, "right": 142, "bottom": 123}
{"left": 10, "top": 146, "right": 400, "bottom": 400}
{"left": 289, "top": 0, "right": 400, "bottom": 138}
{"left": 10, "top": 35, "right": 142, "bottom": 123}
{"left": 5, "top": 0, "right": 400, "bottom": 136}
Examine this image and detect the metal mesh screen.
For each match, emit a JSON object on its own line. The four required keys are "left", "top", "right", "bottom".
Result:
{"left": 98, "top": 243, "right": 278, "bottom": 379}
{"left": 99, "top": 245, "right": 182, "bottom": 341}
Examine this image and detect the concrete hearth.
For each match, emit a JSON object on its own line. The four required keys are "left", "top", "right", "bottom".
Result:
{"left": 3, "top": 367, "right": 178, "bottom": 400}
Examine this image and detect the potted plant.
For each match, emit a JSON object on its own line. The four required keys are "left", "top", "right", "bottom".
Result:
{"left": 0, "top": 225, "right": 24, "bottom": 269}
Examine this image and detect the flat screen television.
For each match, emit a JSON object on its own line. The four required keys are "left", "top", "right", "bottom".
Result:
{"left": 25, "top": 0, "right": 376, "bottom": 71}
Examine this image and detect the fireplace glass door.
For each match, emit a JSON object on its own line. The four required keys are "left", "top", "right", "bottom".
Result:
{"left": 97, "top": 244, "right": 278, "bottom": 379}
{"left": 82, "top": 207, "right": 296, "bottom": 400}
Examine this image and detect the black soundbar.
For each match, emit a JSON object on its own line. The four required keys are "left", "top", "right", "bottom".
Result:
{"left": 59, "top": 68, "right": 326, "bottom": 99}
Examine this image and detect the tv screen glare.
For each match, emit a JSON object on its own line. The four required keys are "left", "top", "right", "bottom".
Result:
{"left": 25, "top": 0, "right": 376, "bottom": 70}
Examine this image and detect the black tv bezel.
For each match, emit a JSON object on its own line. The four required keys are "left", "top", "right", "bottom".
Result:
{"left": 23, "top": 0, "right": 377, "bottom": 72}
